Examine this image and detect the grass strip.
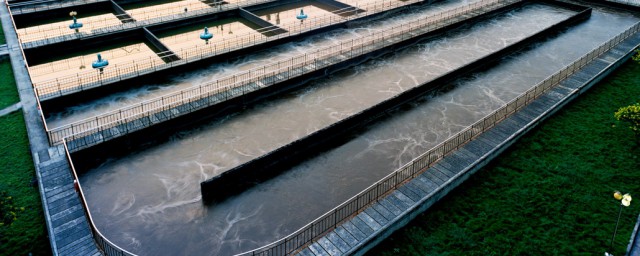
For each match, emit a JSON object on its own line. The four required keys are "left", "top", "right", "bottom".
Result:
{"left": 0, "top": 111, "right": 52, "bottom": 255}
{"left": 0, "top": 60, "right": 19, "bottom": 109}
{"left": 369, "top": 60, "right": 640, "bottom": 255}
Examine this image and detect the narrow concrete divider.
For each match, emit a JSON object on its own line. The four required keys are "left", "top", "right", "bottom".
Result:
{"left": 200, "top": 1, "right": 593, "bottom": 203}
{"left": 316, "top": 0, "right": 365, "bottom": 15}
{"left": 238, "top": 7, "right": 287, "bottom": 35}
{"left": 577, "top": 0, "right": 640, "bottom": 12}
{"left": 142, "top": 27, "right": 181, "bottom": 62}
{"left": 110, "top": 0, "right": 135, "bottom": 22}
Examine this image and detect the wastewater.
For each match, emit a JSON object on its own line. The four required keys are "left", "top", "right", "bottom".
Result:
{"left": 71, "top": 1, "right": 639, "bottom": 255}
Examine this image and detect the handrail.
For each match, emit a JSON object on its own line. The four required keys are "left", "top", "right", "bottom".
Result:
{"left": 46, "top": 0, "right": 516, "bottom": 151}
{"left": 62, "top": 139, "right": 135, "bottom": 256}
{"left": 233, "top": 21, "right": 640, "bottom": 256}
{"left": 17, "top": 0, "right": 278, "bottom": 46}
{"left": 56, "top": 12, "right": 640, "bottom": 256}
{"left": 30, "top": 0, "right": 423, "bottom": 95}
{"left": 9, "top": 0, "right": 109, "bottom": 14}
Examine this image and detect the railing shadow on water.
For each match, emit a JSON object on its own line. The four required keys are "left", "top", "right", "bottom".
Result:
{"left": 45, "top": 0, "right": 512, "bottom": 151}
{"left": 57, "top": 9, "right": 640, "bottom": 256}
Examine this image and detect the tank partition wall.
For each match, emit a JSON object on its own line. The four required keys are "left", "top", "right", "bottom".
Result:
{"left": 27, "top": 6, "right": 287, "bottom": 102}
{"left": 142, "top": 27, "right": 180, "bottom": 62}
{"left": 30, "top": 0, "right": 436, "bottom": 102}
{"left": 50, "top": 5, "right": 639, "bottom": 256}
{"left": 7, "top": 0, "right": 110, "bottom": 15}
{"left": 232, "top": 22, "right": 640, "bottom": 256}
{"left": 238, "top": 7, "right": 288, "bottom": 34}
{"left": 14, "top": 2, "right": 138, "bottom": 46}
{"left": 15, "top": 0, "right": 281, "bottom": 48}
{"left": 24, "top": 28, "right": 173, "bottom": 88}
{"left": 45, "top": 0, "right": 522, "bottom": 153}
{"left": 110, "top": 0, "right": 135, "bottom": 22}
{"left": 577, "top": 0, "right": 640, "bottom": 12}
{"left": 63, "top": 21, "right": 640, "bottom": 256}
{"left": 200, "top": 2, "right": 593, "bottom": 203}
{"left": 10, "top": 1, "right": 129, "bottom": 44}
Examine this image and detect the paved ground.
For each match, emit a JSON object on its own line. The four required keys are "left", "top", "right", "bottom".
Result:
{"left": 0, "top": 101, "right": 21, "bottom": 116}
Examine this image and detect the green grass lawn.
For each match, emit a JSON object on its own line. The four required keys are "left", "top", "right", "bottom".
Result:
{"left": 0, "top": 27, "right": 5, "bottom": 45}
{"left": 368, "top": 60, "right": 640, "bottom": 255}
{"left": 0, "top": 60, "right": 19, "bottom": 110}
{"left": 0, "top": 112, "right": 51, "bottom": 256}
{"left": 0, "top": 55, "right": 50, "bottom": 254}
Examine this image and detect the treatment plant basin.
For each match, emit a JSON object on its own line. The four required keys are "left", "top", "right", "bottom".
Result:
{"left": 15, "top": 9, "right": 123, "bottom": 42}
{"left": 60, "top": 1, "right": 640, "bottom": 255}
{"left": 29, "top": 40, "right": 164, "bottom": 85}
{"left": 154, "top": 17, "right": 265, "bottom": 57}
{"left": 122, "top": 0, "right": 213, "bottom": 21}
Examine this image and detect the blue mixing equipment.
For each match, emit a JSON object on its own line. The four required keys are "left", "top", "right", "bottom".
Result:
{"left": 200, "top": 27, "right": 214, "bottom": 44}
{"left": 296, "top": 9, "right": 308, "bottom": 22}
{"left": 92, "top": 53, "right": 109, "bottom": 74}
{"left": 69, "top": 11, "right": 83, "bottom": 32}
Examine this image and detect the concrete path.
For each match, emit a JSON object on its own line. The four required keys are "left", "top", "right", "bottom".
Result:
{"left": 0, "top": 101, "right": 21, "bottom": 116}
{"left": 294, "top": 23, "right": 640, "bottom": 256}
{"left": 0, "top": 44, "right": 7, "bottom": 56}
{"left": 0, "top": 1, "right": 101, "bottom": 256}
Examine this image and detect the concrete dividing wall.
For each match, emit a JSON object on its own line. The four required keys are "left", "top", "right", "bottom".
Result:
{"left": 316, "top": 0, "right": 364, "bottom": 13}
{"left": 239, "top": 7, "right": 287, "bottom": 34}
{"left": 110, "top": 0, "right": 135, "bottom": 22}
{"left": 142, "top": 27, "right": 180, "bottom": 61}
{"left": 577, "top": 0, "right": 640, "bottom": 12}
{"left": 200, "top": 2, "right": 592, "bottom": 203}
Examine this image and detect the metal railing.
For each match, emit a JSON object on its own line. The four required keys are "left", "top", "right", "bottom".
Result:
{"left": 62, "top": 139, "right": 136, "bottom": 256}
{"left": 18, "top": 0, "right": 278, "bottom": 48}
{"left": 48, "top": 0, "right": 516, "bottom": 151}
{"left": 9, "top": 0, "right": 109, "bottom": 15}
{"left": 14, "top": 0, "right": 229, "bottom": 44}
{"left": 125, "top": 0, "right": 216, "bottom": 21}
{"left": 55, "top": 13, "right": 640, "bottom": 256}
{"left": 233, "top": 21, "right": 640, "bottom": 256}
{"left": 31, "top": 0, "right": 423, "bottom": 95}
{"left": 15, "top": 14, "right": 129, "bottom": 44}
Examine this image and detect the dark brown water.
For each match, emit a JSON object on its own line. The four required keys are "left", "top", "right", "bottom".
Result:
{"left": 75, "top": 2, "right": 638, "bottom": 256}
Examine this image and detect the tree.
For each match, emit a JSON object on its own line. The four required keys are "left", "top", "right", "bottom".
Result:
{"left": 615, "top": 102, "right": 640, "bottom": 141}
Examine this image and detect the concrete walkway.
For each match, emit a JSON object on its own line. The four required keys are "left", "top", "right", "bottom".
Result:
{"left": 0, "top": 1, "right": 101, "bottom": 256}
{"left": 295, "top": 22, "right": 640, "bottom": 256}
{"left": 0, "top": 101, "right": 21, "bottom": 116}
{"left": 0, "top": 44, "right": 7, "bottom": 56}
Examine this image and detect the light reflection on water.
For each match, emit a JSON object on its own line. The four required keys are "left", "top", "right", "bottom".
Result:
{"left": 77, "top": 2, "right": 638, "bottom": 256}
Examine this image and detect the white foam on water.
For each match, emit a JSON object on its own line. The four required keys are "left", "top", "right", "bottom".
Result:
{"left": 79, "top": 3, "right": 639, "bottom": 255}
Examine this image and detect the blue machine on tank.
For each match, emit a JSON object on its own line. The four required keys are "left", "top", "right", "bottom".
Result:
{"left": 200, "top": 27, "right": 213, "bottom": 44}
{"left": 296, "top": 9, "right": 308, "bottom": 22}
{"left": 92, "top": 53, "right": 109, "bottom": 74}
{"left": 69, "top": 11, "right": 83, "bottom": 32}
